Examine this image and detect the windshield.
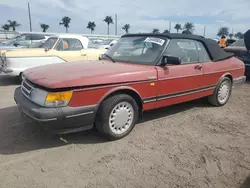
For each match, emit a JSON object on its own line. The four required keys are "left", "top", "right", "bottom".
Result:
{"left": 105, "top": 36, "right": 166, "bottom": 65}
{"left": 43, "top": 37, "right": 58, "bottom": 49}
{"left": 88, "top": 40, "right": 102, "bottom": 49}
{"left": 101, "top": 39, "right": 113, "bottom": 45}
{"left": 4, "top": 34, "right": 23, "bottom": 45}
{"left": 231, "top": 39, "right": 245, "bottom": 47}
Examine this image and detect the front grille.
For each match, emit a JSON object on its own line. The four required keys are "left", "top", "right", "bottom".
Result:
{"left": 21, "top": 79, "right": 35, "bottom": 98}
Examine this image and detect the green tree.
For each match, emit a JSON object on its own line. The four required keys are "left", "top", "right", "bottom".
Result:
{"left": 229, "top": 33, "right": 234, "bottom": 39}
{"left": 122, "top": 24, "right": 130, "bottom": 34}
{"left": 103, "top": 16, "right": 113, "bottom": 35}
{"left": 183, "top": 22, "right": 195, "bottom": 33}
{"left": 87, "top": 21, "right": 96, "bottom": 34}
{"left": 1, "top": 24, "right": 10, "bottom": 31}
{"left": 217, "top": 27, "right": 229, "bottom": 37}
{"left": 60, "top": 16, "right": 71, "bottom": 33}
{"left": 152, "top": 28, "right": 159, "bottom": 33}
{"left": 174, "top": 23, "right": 182, "bottom": 33}
{"left": 182, "top": 30, "right": 192, "bottom": 35}
{"left": 8, "top": 20, "right": 21, "bottom": 31}
{"left": 234, "top": 32, "right": 244, "bottom": 39}
{"left": 163, "top": 29, "right": 169, "bottom": 33}
{"left": 40, "top": 23, "right": 49, "bottom": 32}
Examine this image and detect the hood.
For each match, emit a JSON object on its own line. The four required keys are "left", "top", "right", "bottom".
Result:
{"left": 4, "top": 48, "right": 50, "bottom": 57}
{"left": 24, "top": 60, "right": 156, "bottom": 89}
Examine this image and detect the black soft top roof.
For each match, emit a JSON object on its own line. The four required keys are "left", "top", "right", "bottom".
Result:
{"left": 122, "top": 33, "right": 234, "bottom": 62}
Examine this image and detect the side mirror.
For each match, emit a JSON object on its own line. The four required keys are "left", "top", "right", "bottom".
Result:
{"left": 244, "top": 29, "right": 250, "bottom": 52}
{"left": 161, "top": 55, "right": 181, "bottom": 66}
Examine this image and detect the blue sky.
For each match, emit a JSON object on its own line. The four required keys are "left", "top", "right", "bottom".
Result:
{"left": 0, "top": 0, "right": 250, "bottom": 38}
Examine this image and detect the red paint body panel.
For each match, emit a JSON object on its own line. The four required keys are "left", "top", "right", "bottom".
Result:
{"left": 25, "top": 56, "right": 245, "bottom": 111}
{"left": 24, "top": 60, "right": 157, "bottom": 89}
{"left": 68, "top": 82, "right": 158, "bottom": 107}
{"left": 202, "top": 57, "right": 245, "bottom": 87}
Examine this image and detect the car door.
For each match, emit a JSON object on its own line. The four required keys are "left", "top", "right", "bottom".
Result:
{"left": 194, "top": 41, "right": 217, "bottom": 94}
{"left": 156, "top": 39, "right": 204, "bottom": 108}
{"left": 52, "top": 38, "right": 88, "bottom": 62}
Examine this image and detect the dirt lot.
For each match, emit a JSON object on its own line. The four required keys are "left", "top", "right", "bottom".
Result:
{"left": 0, "top": 74, "right": 250, "bottom": 188}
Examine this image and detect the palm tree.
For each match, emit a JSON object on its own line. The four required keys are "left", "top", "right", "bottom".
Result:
{"left": 122, "top": 24, "right": 130, "bottom": 34}
{"left": 229, "top": 33, "right": 234, "bottom": 39}
{"left": 1, "top": 24, "right": 10, "bottom": 39}
{"left": 217, "top": 27, "right": 229, "bottom": 37}
{"left": 8, "top": 20, "right": 21, "bottom": 31}
{"left": 87, "top": 21, "right": 96, "bottom": 34}
{"left": 235, "top": 32, "right": 244, "bottom": 39}
{"left": 152, "top": 29, "right": 159, "bottom": 33}
{"left": 40, "top": 24, "right": 49, "bottom": 32}
{"left": 1, "top": 24, "right": 10, "bottom": 31}
{"left": 183, "top": 22, "right": 195, "bottom": 33}
{"left": 182, "top": 30, "right": 192, "bottom": 35}
{"left": 163, "top": 29, "right": 169, "bottom": 33}
{"left": 174, "top": 23, "right": 182, "bottom": 33}
{"left": 103, "top": 16, "right": 113, "bottom": 35}
{"left": 60, "top": 16, "right": 71, "bottom": 33}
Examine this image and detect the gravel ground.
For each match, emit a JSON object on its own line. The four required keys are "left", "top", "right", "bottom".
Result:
{"left": 0, "top": 74, "right": 250, "bottom": 188}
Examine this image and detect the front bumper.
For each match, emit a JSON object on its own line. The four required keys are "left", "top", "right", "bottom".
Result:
{"left": 14, "top": 87, "right": 97, "bottom": 134}
{"left": 233, "top": 76, "right": 246, "bottom": 87}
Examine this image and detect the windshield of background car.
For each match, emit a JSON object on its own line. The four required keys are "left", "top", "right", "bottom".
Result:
{"left": 231, "top": 39, "right": 245, "bottom": 47}
{"left": 42, "top": 37, "right": 58, "bottom": 49}
{"left": 106, "top": 36, "right": 166, "bottom": 65}
{"left": 101, "top": 39, "right": 113, "bottom": 45}
{"left": 4, "top": 34, "right": 25, "bottom": 45}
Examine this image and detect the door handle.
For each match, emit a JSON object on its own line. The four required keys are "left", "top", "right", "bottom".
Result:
{"left": 81, "top": 54, "right": 87, "bottom": 56}
{"left": 194, "top": 65, "right": 202, "bottom": 70}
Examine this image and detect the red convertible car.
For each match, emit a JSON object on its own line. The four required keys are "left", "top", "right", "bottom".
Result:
{"left": 14, "top": 33, "right": 246, "bottom": 140}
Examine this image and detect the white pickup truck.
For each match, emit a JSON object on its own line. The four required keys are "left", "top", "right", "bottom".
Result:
{"left": 0, "top": 34, "right": 107, "bottom": 79}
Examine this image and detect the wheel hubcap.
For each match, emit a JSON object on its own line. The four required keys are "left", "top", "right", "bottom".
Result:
{"left": 109, "top": 102, "right": 134, "bottom": 135}
{"left": 218, "top": 80, "right": 230, "bottom": 104}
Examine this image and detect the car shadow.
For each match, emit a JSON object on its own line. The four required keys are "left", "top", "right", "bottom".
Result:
{"left": 0, "top": 75, "right": 20, "bottom": 86}
{"left": 141, "top": 98, "right": 210, "bottom": 123}
{"left": 245, "top": 77, "right": 250, "bottom": 84}
{"left": 240, "top": 174, "right": 250, "bottom": 188}
{"left": 0, "top": 98, "right": 211, "bottom": 155}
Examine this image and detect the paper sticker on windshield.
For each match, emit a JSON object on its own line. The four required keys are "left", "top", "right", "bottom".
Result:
{"left": 144, "top": 37, "right": 165, "bottom": 46}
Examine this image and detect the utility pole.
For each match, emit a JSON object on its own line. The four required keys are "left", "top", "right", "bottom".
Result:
{"left": 203, "top": 26, "right": 206, "bottom": 37}
{"left": 28, "top": 2, "right": 32, "bottom": 32}
{"left": 115, "top": 14, "right": 117, "bottom": 36}
{"left": 169, "top": 21, "right": 171, "bottom": 33}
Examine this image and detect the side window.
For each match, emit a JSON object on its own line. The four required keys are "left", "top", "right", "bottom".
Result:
{"left": 25, "top": 34, "right": 32, "bottom": 40}
{"left": 55, "top": 38, "right": 83, "bottom": 51}
{"left": 165, "top": 39, "right": 199, "bottom": 64}
{"left": 31, "top": 34, "right": 46, "bottom": 40}
{"left": 196, "top": 41, "right": 211, "bottom": 62}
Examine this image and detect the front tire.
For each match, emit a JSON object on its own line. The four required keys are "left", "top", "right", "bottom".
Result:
{"left": 95, "top": 94, "right": 139, "bottom": 140}
{"left": 208, "top": 77, "right": 232, "bottom": 106}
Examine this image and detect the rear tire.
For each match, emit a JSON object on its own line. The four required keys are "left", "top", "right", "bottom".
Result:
{"left": 17, "top": 72, "right": 23, "bottom": 83}
{"left": 208, "top": 77, "right": 232, "bottom": 106}
{"left": 95, "top": 94, "right": 139, "bottom": 140}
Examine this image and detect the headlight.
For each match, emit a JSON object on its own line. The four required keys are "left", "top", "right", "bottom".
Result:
{"left": 45, "top": 91, "right": 73, "bottom": 107}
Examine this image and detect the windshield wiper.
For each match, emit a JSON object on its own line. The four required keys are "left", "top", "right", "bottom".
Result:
{"left": 103, "top": 54, "right": 115, "bottom": 63}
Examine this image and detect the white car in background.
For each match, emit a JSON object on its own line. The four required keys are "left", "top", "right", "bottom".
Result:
{"left": 0, "top": 34, "right": 107, "bottom": 79}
